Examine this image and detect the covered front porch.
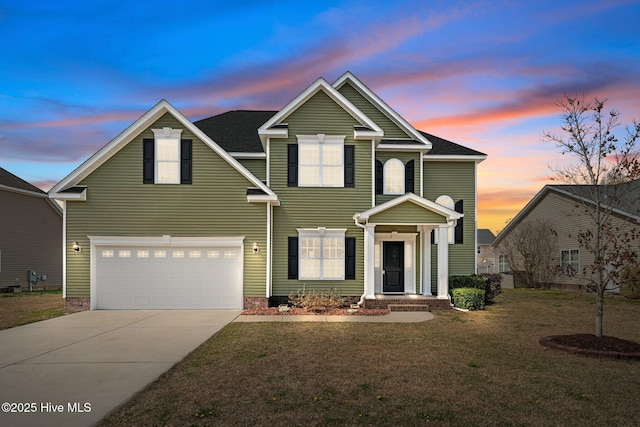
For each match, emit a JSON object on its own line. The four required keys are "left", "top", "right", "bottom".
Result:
{"left": 353, "top": 193, "right": 463, "bottom": 304}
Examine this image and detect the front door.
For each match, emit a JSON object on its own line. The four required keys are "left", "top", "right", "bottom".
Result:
{"left": 383, "top": 241, "right": 404, "bottom": 293}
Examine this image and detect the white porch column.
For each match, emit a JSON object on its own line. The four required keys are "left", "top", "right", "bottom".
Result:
{"left": 364, "top": 224, "right": 376, "bottom": 299}
{"left": 419, "top": 226, "right": 432, "bottom": 296}
{"left": 437, "top": 225, "right": 449, "bottom": 299}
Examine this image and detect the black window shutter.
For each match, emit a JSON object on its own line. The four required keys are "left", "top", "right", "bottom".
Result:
{"left": 345, "top": 237, "right": 356, "bottom": 280}
{"left": 431, "top": 229, "right": 435, "bottom": 245}
{"left": 344, "top": 145, "right": 355, "bottom": 187}
{"left": 143, "top": 138, "right": 154, "bottom": 184}
{"left": 180, "top": 139, "right": 192, "bottom": 184}
{"left": 288, "top": 237, "right": 298, "bottom": 279}
{"left": 405, "top": 160, "right": 414, "bottom": 194}
{"left": 375, "top": 159, "right": 383, "bottom": 194}
{"left": 454, "top": 200, "right": 464, "bottom": 244}
{"left": 287, "top": 144, "right": 298, "bottom": 187}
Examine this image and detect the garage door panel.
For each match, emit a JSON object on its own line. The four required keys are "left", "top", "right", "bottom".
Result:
{"left": 96, "top": 244, "right": 243, "bottom": 309}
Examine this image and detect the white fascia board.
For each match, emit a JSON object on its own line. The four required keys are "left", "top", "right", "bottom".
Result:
{"left": 422, "top": 155, "right": 487, "bottom": 163}
{"left": 247, "top": 194, "right": 281, "bottom": 206}
{"left": 48, "top": 189, "right": 87, "bottom": 201}
{"left": 258, "top": 127, "right": 288, "bottom": 141}
{"left": 0, "top": 184, "right": 47, "bottom": 198}
{"left": 49, "top": 100, "right": 277, "bottom": 199}
{"left": 355, "top": 193, "right": 462, "bottom": 222}
{"left": 229, "top": 152, "right": 266, "bottom": 159}
{"left": 333, "top": 72, "right": 432, "bottom": 149}
{"left": 376, "top": 143, "right": 431, "bottom": 152}
{"left": 88, "top": 235, "right": 245, "bottom": 247}
{"left": 258, "top": 77, "right": 382, "bottom": 144}
{"left": 354, "top": 129, "right": 384, "bottom": 140}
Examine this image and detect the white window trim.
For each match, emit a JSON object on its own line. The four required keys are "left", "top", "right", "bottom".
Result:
{"left": 560, "top": 249, "right": 580, "bottom": 273}
{"left": 383, "top": 158, "right": 404, "bottom": 195}
{"left": 297, "top": 227, "right": 347, "bottom": 280}
{"left": 297, "top": 134, "right": 345, "bottom": 187}
{"left": 152, "top": 127, "right": 183, "bottom": 184}
{"left": 434, "top": 195, "right": 455, "bottom": 244}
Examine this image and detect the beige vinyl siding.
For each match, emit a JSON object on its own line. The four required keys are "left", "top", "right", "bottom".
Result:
{"left": 496, "top": 191, "right": 638, "bottom": 288}
{"left": 0, "top": 190, "right": 62, "bottom": 287}
{"left": 368, "top": 202, "right": 447, "bottom": 224}
{"left": 270, "top": 91, "right": 371, "bottom": 296}
{"left": 375, "top": 152, "right": 421, "bottom": 205}
{"left": 237, "top": 158, "right": 266, "bottom": 181}
{"left": 424, "top": 161, "right": 476, "bottom": 292}
{"left": 65, "top": 113, "right": 267, "bottom": 298}
{"left": 337, "top": 82, "right": 409, "bottom": 138}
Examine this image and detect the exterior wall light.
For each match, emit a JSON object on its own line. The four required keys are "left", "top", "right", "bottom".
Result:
{"left": 252, "top": 242, "right": 260, "bottom": 254}
{"left": 72, "top": 241, "right": 81, "bottom": 253}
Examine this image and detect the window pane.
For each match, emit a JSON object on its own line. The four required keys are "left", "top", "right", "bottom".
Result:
{"left": 323, "top": 259, "right": 344, "bottom": 279}
{"left": 300, "top": 259, "right": 321, "bottom": 279}
{"left": 322, "top": 166, "right": 343, "bottom": 186}
{"left": 384, "top": 159, "right": 404, "bottom": 194}
{"left": 157, "top": 138, "right": 179, "bottom": 161}
{"left": 301, "top": 237, "right": 320, "bottom": 259}
{"left": 322, "top": 144, "right": 342, "bottom": 165}
{"left": 299, "top": 166, "right": 320, "bottom": 186}
{"left": 299, "top": 144, "right": 320, "bottom": 164}
{"left": 157, "top": 162, "right": 179, "bottom": 183}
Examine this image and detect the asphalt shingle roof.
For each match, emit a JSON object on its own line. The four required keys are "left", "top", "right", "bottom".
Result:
{"left": 0, "top": 167, "right": 44, "bottom": 193}
{"left": 477, "top": 229, "right": 496, "bottom": 245}
{"left": 194, "top": 111, "right": 485, "bottom": 157}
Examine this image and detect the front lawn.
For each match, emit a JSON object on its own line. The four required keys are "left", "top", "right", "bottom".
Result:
{"left": 98, "top": 289, "right": 640, "bottom": 426}
{"left": 0, "top": 290, "right": 66, "bottom": 330}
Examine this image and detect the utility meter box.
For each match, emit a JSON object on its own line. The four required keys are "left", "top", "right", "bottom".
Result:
{"left": 28, "top": 270, "right": 37, "bottom": 283}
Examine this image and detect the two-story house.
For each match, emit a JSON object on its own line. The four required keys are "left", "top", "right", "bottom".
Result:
{"left": 49, "top": 72, "right": 486, "bottom": 310}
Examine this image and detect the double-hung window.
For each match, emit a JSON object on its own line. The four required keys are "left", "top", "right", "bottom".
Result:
{"left": 298, "top": 228, "right": 346, "bottom": 280}
{"left": 153, "top": 128, "right": 182, "bottom": 184}
{"left": 560, "top": 249, "right": 579, "bottom": 274}
{"left": 297, "top": 134, "right": 345, "bottom": 187}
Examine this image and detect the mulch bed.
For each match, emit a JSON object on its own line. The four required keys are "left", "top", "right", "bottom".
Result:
{"left": 540, "top": 334, "right": 640, "bottom": 359}
{"left": 242, "top": 307, "right": 390, "bottom": 316}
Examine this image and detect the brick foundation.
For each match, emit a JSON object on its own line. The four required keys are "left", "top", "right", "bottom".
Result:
{"left": 364, "top": 296, "right": 450, "bottom": 311}
{"left": 65, "top": 297, "right": 90, "bottom": 311}
{"left": 244, "top": 297, "right": 268, "bottom": 309}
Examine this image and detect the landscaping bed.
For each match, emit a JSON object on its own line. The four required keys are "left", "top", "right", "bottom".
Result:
{"left": 242, "top": 307, "right": 390, "bottom": 316}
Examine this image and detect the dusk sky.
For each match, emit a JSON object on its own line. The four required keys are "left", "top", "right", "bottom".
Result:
{"left": 1, "top": 0, "right": 639, "bottom": 233}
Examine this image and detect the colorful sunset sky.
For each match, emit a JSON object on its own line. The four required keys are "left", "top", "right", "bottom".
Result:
{"left": 2, "top": 0, "right": 639, "bottom": 233}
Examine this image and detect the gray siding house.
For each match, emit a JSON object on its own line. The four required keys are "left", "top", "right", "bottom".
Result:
{"left": 1, "top": 167, "right": 62, "bottom": 290}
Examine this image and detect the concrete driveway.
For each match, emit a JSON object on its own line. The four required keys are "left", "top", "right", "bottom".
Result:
{"left": 0, "top": 310, "right": 240, "bottom": 427}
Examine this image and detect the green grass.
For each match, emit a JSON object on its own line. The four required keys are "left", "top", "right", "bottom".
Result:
{"left": 98, "top": 289, "right": 640, "bottom": 426}
{"left": 0, "top": 290, "right": 65, "bottom": 330}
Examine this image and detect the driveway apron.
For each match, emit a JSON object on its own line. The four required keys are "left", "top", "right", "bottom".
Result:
{"left": 0, "top": 310, "right": 240, "bottom": 427}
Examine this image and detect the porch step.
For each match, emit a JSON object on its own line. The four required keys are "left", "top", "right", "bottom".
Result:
{"left": 388, "top": 304, "right": 430, "bottom": 312}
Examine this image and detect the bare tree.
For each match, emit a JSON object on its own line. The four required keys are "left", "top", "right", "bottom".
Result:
{"left": 543, "top": 95, "right": 640, "bottom": 337}
{"left": 496, "top": 218, "right": 558, "bottom": 288}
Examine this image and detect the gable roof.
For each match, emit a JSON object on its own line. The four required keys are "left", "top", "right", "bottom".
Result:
{"left": 477, "top": 229, "right": 496, "bottom": 245}
{"left": 354, "top": 192, "right": 463, "bottom": 223}
{"left": 333, "top": 72, "right": 432, "bottom": 149}
{"left": 258, "top": 77, "right": 383, "bottom": 144}
{"left": 421, "top": 131, "right": 486, "bottom": 158}
{"left": 49, "top": 100, "right": 277, "bottom": 202}
{"left": 493, "top": 180, "right": 640, "bottom": 246}
{"left": 0, "top": 167, "right": 45, "bottom": 195}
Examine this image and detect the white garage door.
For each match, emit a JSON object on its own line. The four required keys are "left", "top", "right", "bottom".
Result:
{"left": 94, "top": 241, "right": 243, "bottom": 309}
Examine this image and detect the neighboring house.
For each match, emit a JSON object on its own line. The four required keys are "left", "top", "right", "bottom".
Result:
{"left": 492, "top": 182, "right": 640, "bottom": 291}
{"left": 0, "top": 167, "right": 62, "bottom": 290}
{"left": 49, "top": 72, "right": 487, "bottom": 310}
{"left": 477, "top": 229, "right": 496, "bottom": 273}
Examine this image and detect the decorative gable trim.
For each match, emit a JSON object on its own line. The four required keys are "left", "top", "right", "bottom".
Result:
{"left": 258, "top": 78, "right": 383, "bottom": 144}
{"left": 354, "top": 192, "right": 463, "bottom": 223}
{"left": 333, "top": 72, "right": 432, "bottom": 149}
{"left": 49, "top": 100, "right": 278, "bottom": 203}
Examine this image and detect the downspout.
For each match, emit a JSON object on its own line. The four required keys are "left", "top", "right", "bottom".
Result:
{"left": 353, "top": 214, "right": 367, "bottom": 306}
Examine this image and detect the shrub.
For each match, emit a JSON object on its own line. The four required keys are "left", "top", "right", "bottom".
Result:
{"left": 452, "top": 288, "right": 485, "bottom": 310}
{"left": 288, "top": 286, "right": 345, "bottom": 312}
{"left": 450, "top": 275, "right": 486, "bottom": 290}
{"left": 478, "top": 273, "right": 502, "bottom": 304}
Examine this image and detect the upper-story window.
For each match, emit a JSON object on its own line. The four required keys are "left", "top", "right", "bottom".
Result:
{"left": 435, "top": 195, "right": 455, "bottom": 244}
{"left": 143, "top": 128, "right": 192, "bottom": 185}
{"left": 297, "top": 134, "right": 345, "bottom": 187}
{"left": 383, "top": 158, "right": 404, "bottom": 194}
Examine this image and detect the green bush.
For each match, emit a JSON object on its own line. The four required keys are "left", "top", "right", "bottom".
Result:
{"left": 452, "top": 288, "right": 485, "bottom": 310}
{"left": 450, "top": 275, "right": 486, "bottom": 290}
{"left": 288, "top": 286, "right": 345, "bottom": 312}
